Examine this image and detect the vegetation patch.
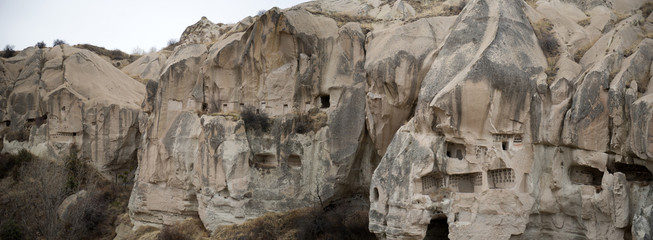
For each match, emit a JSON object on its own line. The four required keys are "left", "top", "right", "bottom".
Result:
{"left": 157, "top": 218, "right": 207, "bottom": 240}
{"left": 241, "top": 106, "right": 271, "bottom": 132}
{"left": 74, "top": 44, "right": 138, "bottom": 62}
{"left": 642, "top": 2, "right": 653, "bottom": 18}
{"left": 0, "top": 148, "right": 133, "bottom": 240}
{"left": 2, "top": 45, "right": 17, "bottom": 58}
{"left": 532, "top": 18, "right": 560, "bottom": 84}
{"left": 577, "top": 18, "right": 591, "bottom": 27}
{"left": 213, "top": 198, "right": 375, "bottom": 240}
{"left": 293, "top": 109, "right": 328, "bottom": 134}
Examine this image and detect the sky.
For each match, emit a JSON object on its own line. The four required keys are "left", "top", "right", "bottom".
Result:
{"left": 0, "top": 0, "right": 309, "bottom": 53}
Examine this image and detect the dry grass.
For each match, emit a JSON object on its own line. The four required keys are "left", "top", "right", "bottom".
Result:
{"left": 74, "top": 44, "right": 137, "bottom": 62}
{"left": 213, "top": 198, "right": 375, "bottom": 240}
{"left": 532, "top": 18, "right": 560, "bottom": 84}
{"left": 577, "top": 18, "right": 591, "bottom": 27}
{"left": 641, "top": 2, "right": 653, "bottom": 18}
{"left": 574, "top": 41, "right": 593, "bottom": 63}
{"left": 158, "top": 218, "right": 208, "bottom": 240}
{"left": 646, "top": 32, "right": 653, "bottom": 39}
{"left": 213, "top": 209, "right": 307, "bottom": 240}
{"left": 525, "top": 0, "right": 538, "bottom": 9}
{"left": 0, "top": 150, "right": 134, "bottom": 240}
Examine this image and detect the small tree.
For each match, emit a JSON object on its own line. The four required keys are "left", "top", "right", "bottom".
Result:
{"left": 35, "top": 41, "right": 46, "bottom": 49}
{"left": 2, "top": 45, "right": 16, "bottom": 58}
{"left": 132, "top": 46, "right": 145, "bottom": 55}
{"left": 167, "top": 38, "right": 178, "bottom": 47}
{"left": 53, "top": 39, "right": 67, "bottom": 46}
{"left": 65, "top": 145, "right": 85, "bottom": 193}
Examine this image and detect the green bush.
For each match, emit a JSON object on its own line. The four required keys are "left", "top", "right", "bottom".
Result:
{"left": 35, "top": 41, "right": 46, "bottom": 49}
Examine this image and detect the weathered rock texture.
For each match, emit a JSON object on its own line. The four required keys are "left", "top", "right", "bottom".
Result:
{"left": 128, "top": 8, "right": 379, "bottom": 232}
{"left": 125, "top": 0, "right": 653, "bottom": 238}
{"left": 3, "top": 0, "right": 653, "bottom": 239}
{"left": 0, "top": 45, "right": 145, "bottom": 178}
{"left": 369, "top": 0, "right": 653, "bottom": 239}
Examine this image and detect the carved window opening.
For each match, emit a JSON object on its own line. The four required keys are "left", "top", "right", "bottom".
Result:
{"left": 513, "top": 135, "right": 523, "bottom": 143}
{"left": 502, "top": 141, "right": 508, "bottom": 150}
{"left": 449, "top": 173, "right": 481, "bottom": 193}
{"left": 252, "top": 153, "right": 276, "bottom": 169}
{"left": 569, "top": 166, "right": 603, "bottom": 185}
{"left": 614, "top": 163, "right": 653, "bottom": 182}
{"left": 422, "top": 173, "right": 445, "bottom": 194}
{"left": 488, "top": 168, "right": 515, "bottom": 189}
{"left": 260, "top": 101, "right": 266, "bottom": 112}
{"left": 373, "top": 187, "right": 379, "bottom": 201}
{"left": 288, "top": 154, "right": 301, "bottom": 169}
{"left": 445, "top": 142, "right": 465, "bottom": 160}
{"left": 320, "top": 95, "right": 330, "bottom": 108}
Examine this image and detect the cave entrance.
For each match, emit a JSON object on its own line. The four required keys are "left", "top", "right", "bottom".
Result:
{"left": 424, "top": 218, "right": 449, "bottom": 240}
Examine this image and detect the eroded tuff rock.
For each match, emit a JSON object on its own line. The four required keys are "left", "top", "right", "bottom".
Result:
{"left": 4, "top": 0, "right": 652, "bottom": 239}
{"left": 0, "top": 44, "right": 145, "bottom": 178}
{"left": 122, "top": 0, "right": 653, "bottom": 238}
{"left": 122, "top": 51, "right": 171, "bottom": 82}
{"left": 370, "top": 0, "right": 653, "bottom": 239}
{"left": 129, "top": 7, "right": 379, "bottom": 232}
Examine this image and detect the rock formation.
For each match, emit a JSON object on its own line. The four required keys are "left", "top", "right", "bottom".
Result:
{"left": 2, "top": 0, "right": 653, "bottom": 239}
{"left": 0, "top": 44, "right": 144, "bottom": 178}
{"left": 369, "top": 0, "right": 653, "bottom": 239}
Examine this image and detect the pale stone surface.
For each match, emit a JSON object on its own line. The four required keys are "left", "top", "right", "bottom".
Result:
{"left": 4, "top": 0, "right": 653, "bottom": 239}
{"left": 370, "top": 0, "right": 653, "bottom": 239}
{"left": 129, "top": 8, "right": 378, "bottom": 232}
{"left": 0, "top": 44, "right": 145, "bottom": 178}
{"left": 122, "top": 51, "right": 170, "bottom": 82}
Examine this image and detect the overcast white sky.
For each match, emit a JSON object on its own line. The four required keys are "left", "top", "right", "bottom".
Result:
{"left": 0, "top": 0, "right": 309, "bottom": 53}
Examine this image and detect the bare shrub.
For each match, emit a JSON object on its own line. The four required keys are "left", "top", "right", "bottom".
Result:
{"left": 157, "top": 224, "right": 191, "bottom": 240}
{"left": 164, "top": 39, "right": 179, "bottom": 51}
{"left": 0, "top": 220, "right": 23, "bottom": 240}
{"left": 35, "top": 41, "right": 46, "bottom": 49}
{"left": 0, "top": 150, "right": 32, "bottom": 180}
{"left": 0, "top": 149, "right": 132, "bottom": 240}
{"left": 53, "top": 39, "right": 67, "bottom": 46}
{"left": 74, "top": 44, "right": 131, "bottom": 61}
{"left": 212, "top": 197, "right": 375, "bottom": 240}
{"left": 533, "top": 19, "right": 560, "bottom": 58}
{"left": 2, "top": 45, "right": 16, "bottom": 58}
{"left": 241, "top": 106, "right": 271, "bottom": 132}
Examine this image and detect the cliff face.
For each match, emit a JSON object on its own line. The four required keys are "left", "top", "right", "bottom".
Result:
{"left": 369, "top": 0, "right": 653, "bottom": 239}
{"left": 128, "top": 8, "right": 379, "bottom": 232}
{"left": 2, "top": 0, "right": 653, "bottom": 239}
{"left": 0, "top": 45, "right": 144, "bottom": 178}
